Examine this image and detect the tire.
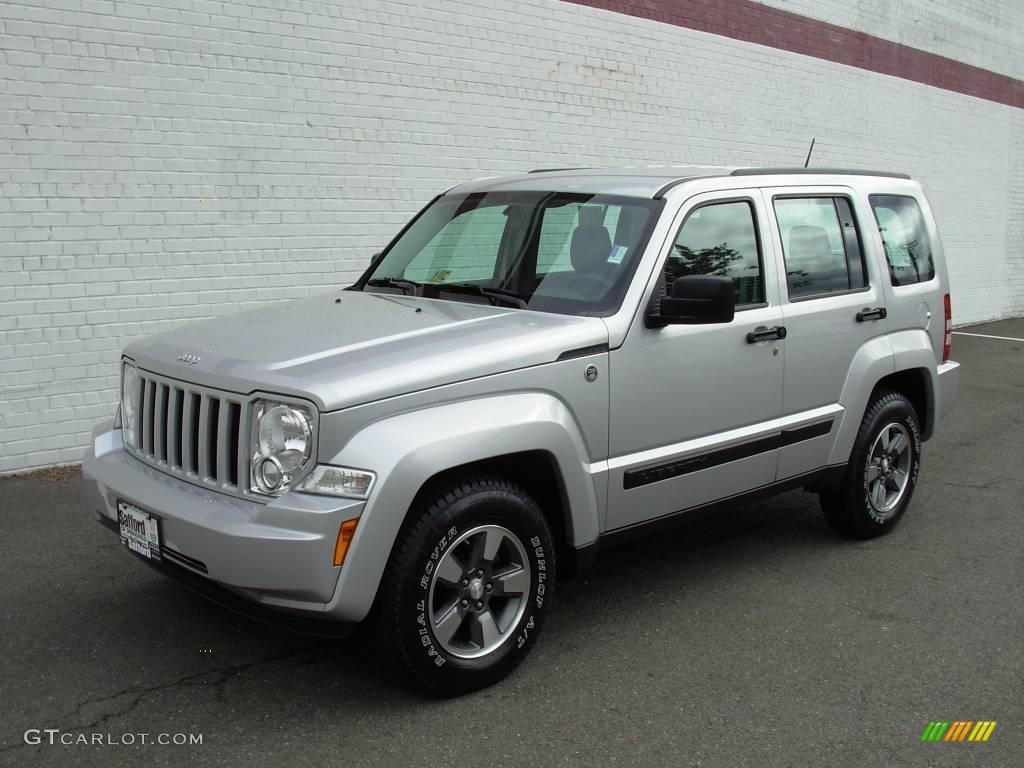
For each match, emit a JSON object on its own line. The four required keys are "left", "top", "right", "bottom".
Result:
{"left": 374, "top": 474, "right": 555, "bottom": 696}
{"left": 820, "top": 390, "right": 922, "bottom": 539}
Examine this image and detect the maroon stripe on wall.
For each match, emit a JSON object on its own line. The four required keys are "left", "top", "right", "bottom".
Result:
{"left": 562, "top": 0, "right": 1024, "bottom": 109}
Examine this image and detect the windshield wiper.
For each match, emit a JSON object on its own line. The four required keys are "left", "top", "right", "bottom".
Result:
{"left": 364, "top": 277, "right": 422, "bottom": 295}
{"left": 435, "top": 283, "right": 529, "bottom": 309}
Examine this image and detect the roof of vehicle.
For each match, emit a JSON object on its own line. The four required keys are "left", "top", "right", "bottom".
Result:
{"left": 445, "top": 166, "right": 913, "bottom": 199}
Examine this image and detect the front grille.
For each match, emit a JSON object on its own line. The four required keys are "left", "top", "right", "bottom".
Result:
{"left": 127, "top": 370, "right": 246, "bottom": 493}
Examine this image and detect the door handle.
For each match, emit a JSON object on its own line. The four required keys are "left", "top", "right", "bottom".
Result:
{"left": 856, "top": 307, "right": 887, "bottom": 322}
{"left": 746, "top": 325, "right": 787, "bottom": 344}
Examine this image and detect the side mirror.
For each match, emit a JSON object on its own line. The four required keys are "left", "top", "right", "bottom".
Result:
{"left": 658, "top": 275, "right": 736, "bottom": 324}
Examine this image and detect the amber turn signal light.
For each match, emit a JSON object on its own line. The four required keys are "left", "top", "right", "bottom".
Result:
{"left": 333, "top": 518, "right": 359, "bottom": 567}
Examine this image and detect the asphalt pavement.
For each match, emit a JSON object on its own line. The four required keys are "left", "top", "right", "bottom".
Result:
{"left": 1, "top": 318, "right": 1022, "bottom": 767}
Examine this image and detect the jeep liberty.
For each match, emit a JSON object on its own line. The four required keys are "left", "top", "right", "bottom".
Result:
{"left": 83, "top": 167, "right": 960, "bottom": 694}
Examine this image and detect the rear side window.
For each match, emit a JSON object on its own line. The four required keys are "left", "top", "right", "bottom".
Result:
{"left": 774, "top": 197, "right": 868, "bottom": 299}
{"left": 870, "top": 195, "right": 935, "bottom": 285}
{"left": 664, "top": 200, "right": 764, "bottom": 306}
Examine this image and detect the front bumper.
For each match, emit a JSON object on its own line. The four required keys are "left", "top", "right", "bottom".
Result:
{"left": 83, "top": 422, "right": 365, "bottom": 621}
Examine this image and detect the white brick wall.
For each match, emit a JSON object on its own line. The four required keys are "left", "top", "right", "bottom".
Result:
{"left": 1, "top": 0, "right": 1022, "bottom": 472}
{"left": 755, "top": 0, "right": 1024, "bottom": 79}
{"left": 1006, "top": 120, "right": 1024, "bottom": 317}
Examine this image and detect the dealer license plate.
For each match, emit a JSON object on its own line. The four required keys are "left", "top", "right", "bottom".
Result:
{"left": 117, "top": 500, "right": 161, "bottom": 560}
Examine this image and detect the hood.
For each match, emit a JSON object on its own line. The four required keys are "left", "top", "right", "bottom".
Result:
{"left": 124, "top": 290, "right": 609, "bottom": 411}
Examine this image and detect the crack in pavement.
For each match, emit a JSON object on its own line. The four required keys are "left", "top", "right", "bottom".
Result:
{"left": 938, "top": 477, "right": 1017, "bottom": 491}
{"left": 0, "top": 642, "right": 332, "bottom": 754}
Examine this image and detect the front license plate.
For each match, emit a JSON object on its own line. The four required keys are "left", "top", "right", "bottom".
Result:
{"left": 117, "top": 500, "right": 161, "bottom": 560}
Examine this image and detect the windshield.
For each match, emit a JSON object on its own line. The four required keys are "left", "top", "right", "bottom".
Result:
{"left": 356, "top": 191, "right": 661, "bottom": 316}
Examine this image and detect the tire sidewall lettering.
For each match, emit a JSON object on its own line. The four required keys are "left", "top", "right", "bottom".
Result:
{"left": 413, "top": 523, "right": 459, "bottom": 667}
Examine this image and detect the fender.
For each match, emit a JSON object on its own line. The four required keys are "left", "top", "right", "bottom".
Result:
{"left": 321, "top": 392, "right": 600, "bottom": 622}
{"left": 888, "top": 329, "right": 940, "bottom": 439}
{"left": 827, "top": 329, "right": 937, "bottom": 465}
{"left": 828, "top": 334, "right": 894, "bottom": 466}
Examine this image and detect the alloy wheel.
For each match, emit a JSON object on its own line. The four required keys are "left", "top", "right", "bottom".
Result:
{"left": 865, "top": 422, "right": 912, "bottom": 517}
{"left": 427, "top": 525, "right": 531, "bottom": 659}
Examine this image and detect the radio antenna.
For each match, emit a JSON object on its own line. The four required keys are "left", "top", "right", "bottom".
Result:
{"left": 803, "top": 138, "right": 816, "bottom": 168}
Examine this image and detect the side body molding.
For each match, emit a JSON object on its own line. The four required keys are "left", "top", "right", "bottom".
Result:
{"left": 321, "top": 393, "right": 600, "bottom": 622}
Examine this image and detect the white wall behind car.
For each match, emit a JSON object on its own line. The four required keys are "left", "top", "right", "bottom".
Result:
{"left": 1, "top": 0, "right": 1022, "bottom": 472}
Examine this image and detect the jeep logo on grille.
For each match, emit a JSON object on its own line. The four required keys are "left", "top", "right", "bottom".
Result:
{"left": 177, "top": 352, "right": 201, "bottom": 366}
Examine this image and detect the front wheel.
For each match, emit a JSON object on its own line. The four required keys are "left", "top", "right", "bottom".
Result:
{"left": 374, "top": 475, "right": 555, "bottom": 696}
{"left": 820, "top": 391, "right": 922, "bottom": 539}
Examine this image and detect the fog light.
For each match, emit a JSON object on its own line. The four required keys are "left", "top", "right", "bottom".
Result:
{"left": 256, "top": 456, "right": 284, "bottom": 492}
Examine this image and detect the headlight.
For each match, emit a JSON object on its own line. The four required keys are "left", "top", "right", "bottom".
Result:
{"left": 250, "top": 399, "right": 314, "bottom": 495}
{"left": 121, "top": 362, "right": 141, "bottom": 449}
{"left": 295, "top": 465, "right": 375, "bottom": 499}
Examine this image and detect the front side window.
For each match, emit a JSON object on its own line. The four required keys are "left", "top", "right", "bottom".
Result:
{"left": 663, "top": 200, "right": 764, "bottom": 306}
{"left": 774, "top": 197, "right": 868, "bottom": 299}
{"left": 870, "top": 194, "right": 935, "bottom": 285}
{"left": 360, "top": 192, "right": 660, "bottom": 316}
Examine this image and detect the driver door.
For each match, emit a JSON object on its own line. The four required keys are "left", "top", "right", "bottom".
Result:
{"left": 605, "top": 191, "right": 786, "bottom": 530}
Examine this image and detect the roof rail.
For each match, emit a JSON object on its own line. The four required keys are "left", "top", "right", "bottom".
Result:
{"left": 527, "top": 167, "right": 593, "bottom": 174}
{"left": 730, "top": 167, "right": 911, "bottom": 179}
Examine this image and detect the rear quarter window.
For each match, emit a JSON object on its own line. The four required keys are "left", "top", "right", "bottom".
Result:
{"left": 773, "top": 196, "right": 868, "bottom": 299}
{"left": 869, "top": 195, "right": 935, "bottom": 285}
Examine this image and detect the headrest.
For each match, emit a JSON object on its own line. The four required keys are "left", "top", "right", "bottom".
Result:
{"left": 578, "top": 205, "right": 606, "bottom": 228}
{"left": 613, "top": 206, "right": 645, "bottom": 245}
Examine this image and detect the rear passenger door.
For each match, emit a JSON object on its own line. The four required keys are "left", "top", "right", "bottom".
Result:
{"left": 761, "top": 187, "right": 888, "bottom": 480}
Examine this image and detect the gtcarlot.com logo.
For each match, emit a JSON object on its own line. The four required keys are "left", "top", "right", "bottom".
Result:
{"left": 921, "top": 721, "right": 997, "bottom": 743}
{"left": 24, "top": 729, "right": 202, "bottom": 747}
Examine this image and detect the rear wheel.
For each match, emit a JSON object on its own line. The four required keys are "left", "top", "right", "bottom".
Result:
{"left": 821, "top": 391, "right": 922, "bottom": 539}
{"left": 374, "top": 475, "right": 555, "bottom": 696}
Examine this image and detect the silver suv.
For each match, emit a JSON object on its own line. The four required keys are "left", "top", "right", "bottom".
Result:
{"left": 83, "top": 167, "right": 960, "bottom": 694}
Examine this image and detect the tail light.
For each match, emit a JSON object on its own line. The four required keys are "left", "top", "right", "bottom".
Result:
{"left": 942, "top": 293, "right": 952, "bottom": 362}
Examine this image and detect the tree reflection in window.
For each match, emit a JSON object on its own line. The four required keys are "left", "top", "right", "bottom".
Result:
{"left": 870, "top": 196, "right": 934, "bottom": 286}
{"left": 665, "top": 201, "right": 763, "bottom": 306}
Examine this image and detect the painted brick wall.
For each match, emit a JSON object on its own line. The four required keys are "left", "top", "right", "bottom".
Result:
{"left": 1006, "top": 120, "right": 1024, "bottom": 317}
{"left": 1, "top": 0, "right": 1022, "bottom": 472}
{"left": 755, "top": 0, "right": 1024, "bottom": 80}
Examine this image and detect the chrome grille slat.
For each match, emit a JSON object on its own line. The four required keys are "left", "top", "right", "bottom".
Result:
{"left": 182, "top": 391, "right": 196, "bottom": 474}
{"left": 216, "top": 400, "right": 231, "bottom": 488}
{"left": 208, "top": 398, "right": 222, "bottom": 482}
{"left": 154, "top": 384, "right": 167, "bottom": 463}
{"left": 145, "top": 380, "right": 157, "bottom": 456}
{"left": 137, "top": 379, "right": 148, "bottom": 452}
{"left": 197, "top": 395, "right": 211, "bottom": 481}
{"left": 126, "top": 370, "right": 246, "bottom": 496}
{"left": 148, "top": 380, "right": 157, "bottom": 456}
{"left": 167, "top": 387, "right": 182, "bottom": 469}
{"left": 236, "top": 402, "right": 248, "bottom": 492}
